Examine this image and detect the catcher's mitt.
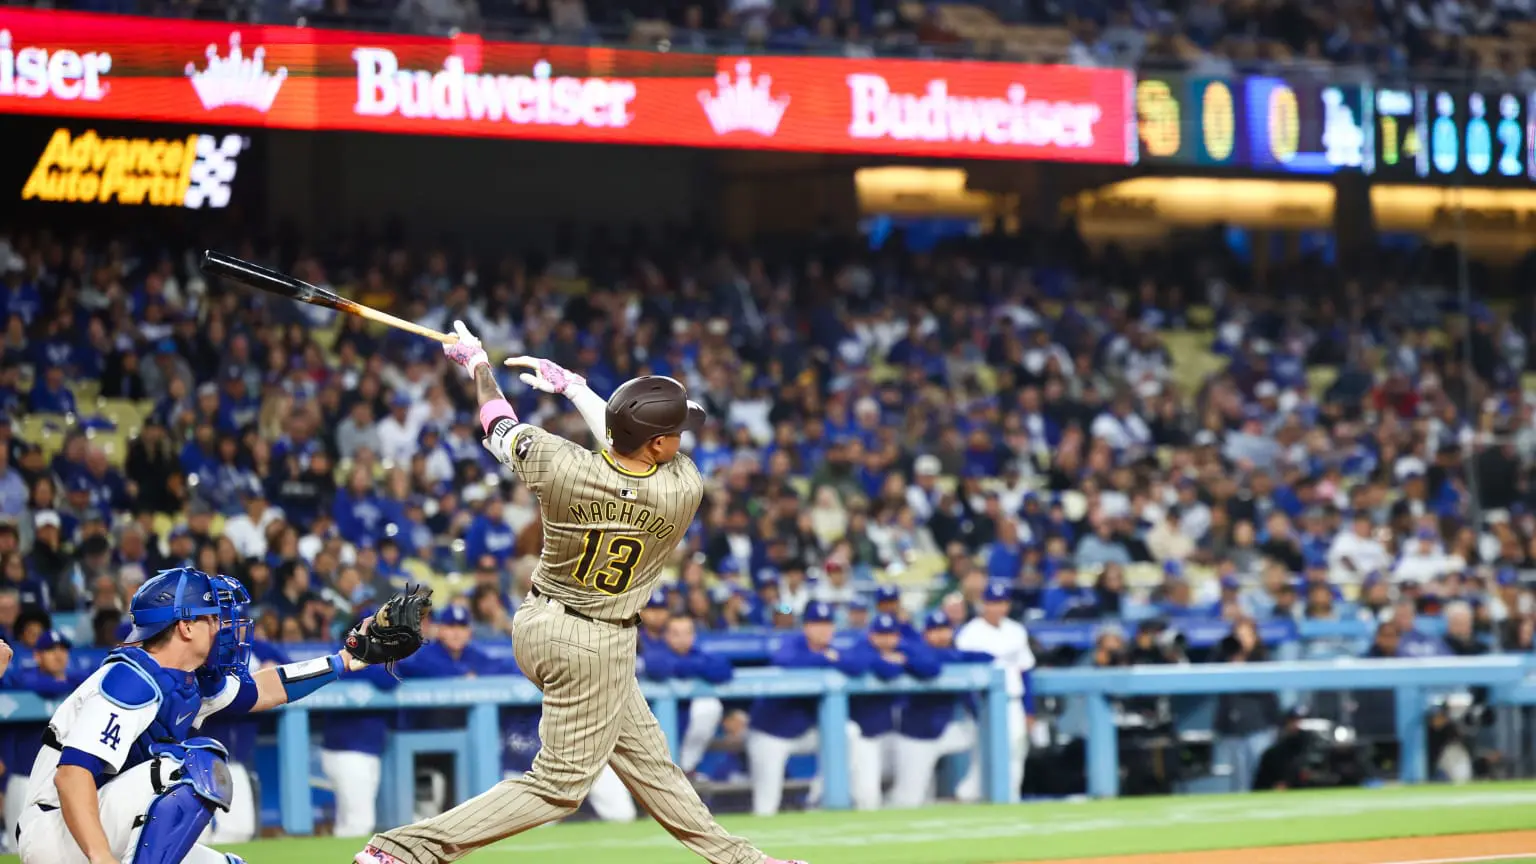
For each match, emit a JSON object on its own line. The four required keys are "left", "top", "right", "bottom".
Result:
{"left": 346, "top": 584, "right": 431, "bottom": 676}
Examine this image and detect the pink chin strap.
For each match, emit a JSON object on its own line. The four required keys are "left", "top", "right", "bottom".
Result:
{"left": 479, "top": 398, "right": 517, "bottom": 434}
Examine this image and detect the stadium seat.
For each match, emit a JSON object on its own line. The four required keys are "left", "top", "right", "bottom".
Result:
{"left": 1306, "top": 366, "right": 1338, "bottom": 401}
{"left": 95, "top": 398, "right": 148, "bottom": 431}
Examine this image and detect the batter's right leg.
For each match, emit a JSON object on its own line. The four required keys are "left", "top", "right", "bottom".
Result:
{"left": 607, "top": 679, "right": 762, "bottom": 864}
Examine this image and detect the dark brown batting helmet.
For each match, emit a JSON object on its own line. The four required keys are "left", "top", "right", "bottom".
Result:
{"left": 605, "top": 376, "right": 706, "bottom": 454}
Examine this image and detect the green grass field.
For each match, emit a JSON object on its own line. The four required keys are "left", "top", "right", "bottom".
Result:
{"left": 6, "top": 782, "right": 1535, "bottom": 863}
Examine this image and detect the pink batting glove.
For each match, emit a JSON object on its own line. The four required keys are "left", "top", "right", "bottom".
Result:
{"left": 444, "top": 320, "right": 490, "bottom": 375}
{"left": 504, "top": 356, "right": 585, "bottom": 395}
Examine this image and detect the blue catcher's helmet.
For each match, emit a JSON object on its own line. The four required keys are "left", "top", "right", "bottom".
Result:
{"left": 126, "top": 567, "right": 254, "bottom": 676}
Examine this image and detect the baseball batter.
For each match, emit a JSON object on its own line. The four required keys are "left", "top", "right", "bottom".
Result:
{"left": 357, "top": 322, "right": 805, "bottom": 864}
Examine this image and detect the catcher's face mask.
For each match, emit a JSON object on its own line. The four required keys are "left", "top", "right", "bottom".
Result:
{"left": 208, "top": 574, "right": 254, "bottom": 676}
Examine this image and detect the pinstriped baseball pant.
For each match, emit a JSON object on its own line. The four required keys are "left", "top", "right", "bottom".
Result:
{"left": 369, "top": 596, "right": 764, "bottom": 864}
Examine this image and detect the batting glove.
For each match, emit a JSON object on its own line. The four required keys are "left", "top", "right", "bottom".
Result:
{"left": 444, "top": 320, "right": 490, "bottom": 375}
{"left": 504, "top": 356, "right": 585, "bottom": 395}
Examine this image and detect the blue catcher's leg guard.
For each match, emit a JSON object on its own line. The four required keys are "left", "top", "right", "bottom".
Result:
{"left": 226, "top": 855, "right": 248, "bottom": 863}
{"left": 132, "top": 743, "right": 236, "bottom": 864}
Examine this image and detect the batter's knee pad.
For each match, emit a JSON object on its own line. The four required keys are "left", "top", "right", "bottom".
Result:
{"left": 132, "top": 740, "right": 236, "bottom": 864}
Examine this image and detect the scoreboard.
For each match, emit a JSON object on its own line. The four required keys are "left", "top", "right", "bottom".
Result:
{"left": 1136, "top": 73, "right": 1369, "bottom": 174}
{"left": 1135, "top": 73, "right": 1536, "bottom": 186}
{"left": 1372, "top": 85, "right": 1534, "bottom": 184}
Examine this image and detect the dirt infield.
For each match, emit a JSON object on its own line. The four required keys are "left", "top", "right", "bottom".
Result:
{"left": 1044, "top": 830, "right": 1536, "bottom": 864}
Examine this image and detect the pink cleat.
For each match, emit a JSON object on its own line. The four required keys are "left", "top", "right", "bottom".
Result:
{"left": 763, "top": 858, "right": 809, "bottom": 864}
{"left": 355, "top": 845, "right": 408, "bottom": 864}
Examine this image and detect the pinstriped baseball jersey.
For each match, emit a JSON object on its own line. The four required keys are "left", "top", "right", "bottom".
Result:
{"left": 486, "top": 420, "right": 704, "bottom": 621}
{"left": 372, "top": 413, "right": 765, "bottom": 864}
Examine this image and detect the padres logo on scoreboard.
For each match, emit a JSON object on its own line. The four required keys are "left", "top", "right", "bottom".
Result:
{"left": 20, "top": 128, "right": 246, "bottom": 209}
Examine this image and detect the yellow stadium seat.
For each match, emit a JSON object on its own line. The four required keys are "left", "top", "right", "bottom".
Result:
{"left": 95, "top": 398, "right": 148, "bottom": 431}
{"left": 1307, "top": 366, "right": 1339, "bottom": 401}
{"left": 1122, "top": 563, "right": 1162, "bottom": 588}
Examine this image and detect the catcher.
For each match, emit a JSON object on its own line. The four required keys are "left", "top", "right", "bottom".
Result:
{"left": 13, "top": 568, "right": 428, "bottom": 864}
{"left": 356, "top": 322, "right": 805, "bottom": 864}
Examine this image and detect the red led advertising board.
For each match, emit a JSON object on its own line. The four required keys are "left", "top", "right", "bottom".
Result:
{"left": 0, "top": 9, "right": 1134, "bottom": 163}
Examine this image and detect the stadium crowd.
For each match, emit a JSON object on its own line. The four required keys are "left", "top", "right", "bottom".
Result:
{"left": 0, "top": 223, "right": 1533, "bottom": 655}
{"left": 0, "top": 221, "right": 1533, "bottom": 828}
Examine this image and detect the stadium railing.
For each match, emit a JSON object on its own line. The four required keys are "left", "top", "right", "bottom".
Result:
{"left": 1, "top": 657, "right": 1533, "bottom": 832}
{"left": 38, "top": 614, "right": 1436, "bottom": 664}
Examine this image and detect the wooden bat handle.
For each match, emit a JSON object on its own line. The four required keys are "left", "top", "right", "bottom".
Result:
{"left": 347, "top": 303, "right": 459, "bottom": 345}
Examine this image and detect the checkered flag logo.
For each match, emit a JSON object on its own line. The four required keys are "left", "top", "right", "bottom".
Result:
{"left": 184, "top": 134, "right": 244, "bottom": 210}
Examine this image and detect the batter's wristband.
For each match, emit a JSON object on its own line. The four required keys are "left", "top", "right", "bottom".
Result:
{"left": 480, "top": 398, "right": 517, "bottom": 434}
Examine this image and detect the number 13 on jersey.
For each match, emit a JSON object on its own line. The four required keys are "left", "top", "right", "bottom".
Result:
{"left": 572, "top": 530, "right": 644, "bottom": 594}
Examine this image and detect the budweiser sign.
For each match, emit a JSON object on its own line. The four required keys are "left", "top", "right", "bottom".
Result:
{"left": 0, "top": 9, "right": 1136, "bottom": 162}
{"left": 353, "top": 49, "right": 637, "bottom": 128}
{"left": 846, "top": 73, "right": 1104, "bottom": 148}
{"left": 0, "top": 28, "right": 111, "bottom": 102}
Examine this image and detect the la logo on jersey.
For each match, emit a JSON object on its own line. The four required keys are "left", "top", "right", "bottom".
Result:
{"left": 185, "top": 33, "right": 287, "bottom": 113}
{"left": 100, "top": 712, "right": 122, "bottom": 749}
{"left": 699, "top": 61, "right": 789, "bottom": 137}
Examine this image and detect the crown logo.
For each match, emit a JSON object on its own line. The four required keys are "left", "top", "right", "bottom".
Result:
{"left": 698, "top": 60, "right": 789, "bottom": 137}
{"left": 185, "top": 33, "right": 288, "bottom": 113}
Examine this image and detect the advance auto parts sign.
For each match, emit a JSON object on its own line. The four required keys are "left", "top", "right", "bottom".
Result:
{"left": 21, "top": 127, "right": 247, "bottom": 208}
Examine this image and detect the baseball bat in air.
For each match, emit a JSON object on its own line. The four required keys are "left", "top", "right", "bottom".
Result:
{"left": 199, "top": 250, "right": 459, "bottom": 345}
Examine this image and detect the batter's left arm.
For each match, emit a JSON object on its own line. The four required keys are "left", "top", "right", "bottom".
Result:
{"left": 503, "top": 355, "right": 607, "bottom": 444}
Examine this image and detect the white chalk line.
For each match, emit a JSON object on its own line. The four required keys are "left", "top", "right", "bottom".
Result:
{"left": 1370, "top": 848, "right": 1536, "bottom": 854}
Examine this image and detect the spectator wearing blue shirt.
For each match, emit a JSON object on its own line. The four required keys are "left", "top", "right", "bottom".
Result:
{"left": 464, "top": 496, "right": 516, "bottom": 568}
{"left": 746, "top": 601, "right": 868, "bottom": 816}
{"left": 1042, "top": 561, "right": 1097, "bottom": 619}
{"left": 79, "top": 448, "right": 130, "bottom": 521}
{"left": 333, "top": 466, "right": 388, "bottom": 546}
{"left": 1391, "top": 600, "right": 1449, "bottom": 657}
{"left": 642, "top": 616, "right": 731, "bottom": 774}
{"left": 985, "top": 520, "right": 1029, "bottom": 585}
{"left": 1075, "top": 515, "right": 1132, "bottom": 569}
{"left": 27, "top": 366, "right": 76, "bottom": 415}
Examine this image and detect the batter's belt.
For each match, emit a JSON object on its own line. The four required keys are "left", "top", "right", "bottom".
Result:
{"left": 530, "top": 586, "right": 640, "bottom": 628}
